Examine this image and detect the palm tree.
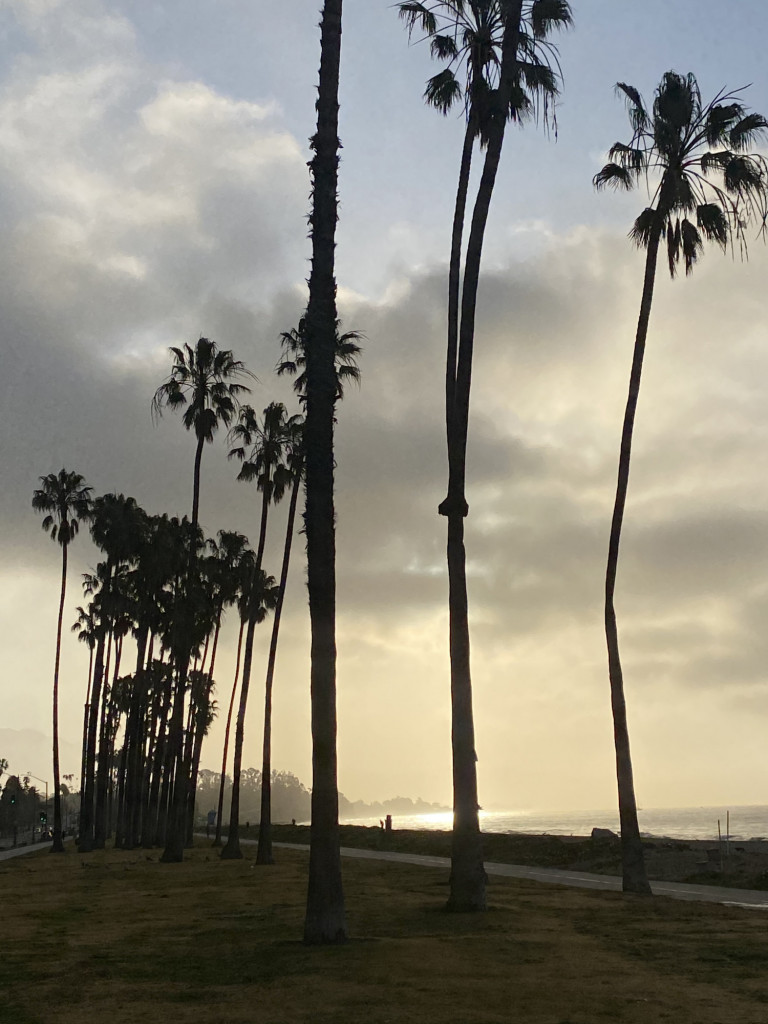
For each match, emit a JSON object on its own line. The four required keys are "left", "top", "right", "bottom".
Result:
{"left": 71, "top": 604, "right": 97, "bottom": 797}
{"left": 277, "top": 319, "right": 361, "bottom": 401}
{"left": 152, "top": 337, "right": 254, "bottom": 529}
{"left": 256, "top": 417, "right": 305, "bottom": 866}
{"left": 32, "top": 469, "right": 93, "bottom": 853}
{"left": 400, "top": 0, "right": 571, "bottom": 911}
{"left": 220, "top": 404, "right": 293, "bottom": 859}
{"left": 196, "top": 529, "right": 250, "bottom": 848}
{"left": 302, "top": 0, "right": 348, "bottom": 945}
{"left": 399, "top": 0, "right": 568, "bottom": 445}
{"left": 594, "top": 71, "right": 768, "bottom": 894}
{"left": 153, "top": 338, "right": 252, "bottom": 863}
{"left": 220, "top": 557, "right": 278, "bottom": 858}
{"left": 79, "top": 493, "right": 146, "bottom": 851}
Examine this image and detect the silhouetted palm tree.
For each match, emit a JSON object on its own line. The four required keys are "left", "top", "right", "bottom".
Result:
{"left": 199, "top": 529, "right": 250, "bottom": 847}
{"left": 256, "top": 416, "right": 305, "bottom": 865}
{"left": 79, "top": 493, "right": 146, "bottom": 851}
{"left": 277, "top": 319, "right": 361, "bottom": 401}
{"left": 401, "top": 0, "right": 571, "bottom": 911}
{"left": 153, "top": 338, "right": 252, "bottom": 863}
{"left": 399, "top": 0, "right": 568, "bottom": 441}
{"left": 594, "top": 71, "right": 768, "bottom": 894}
{"left": 220, "top": 555, "right": 278, "bottom": 858}
{"left": 32, "top": 469, "right": 93, "bottom": 853}
{"left": 152, "top": 337, "right": 254, "bottom": 529}
{"left": 302, "top": 0, "right": 349, "bottom": 945}
{"left": 220, "top": 404, "right": 293, "bottom": 859}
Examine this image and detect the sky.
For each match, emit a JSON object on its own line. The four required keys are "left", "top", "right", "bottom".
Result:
{"left": 1, "top": 0, "right": 767, "bottom": 815}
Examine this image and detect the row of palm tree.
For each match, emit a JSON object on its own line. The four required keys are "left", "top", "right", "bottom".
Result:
{"left": 32, "top": 0, "right": 768, "bottom": 950}
{"left": 32, "top": 307, "right": 361, "bottom": 900}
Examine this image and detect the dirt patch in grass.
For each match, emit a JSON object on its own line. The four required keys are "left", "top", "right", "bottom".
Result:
{"left": 2, "top": 842, "right": 768, "bottom": 1024}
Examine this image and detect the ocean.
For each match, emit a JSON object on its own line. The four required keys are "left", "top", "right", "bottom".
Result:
{"left": 340, "top": 805, "right": 768, "bottom": 842}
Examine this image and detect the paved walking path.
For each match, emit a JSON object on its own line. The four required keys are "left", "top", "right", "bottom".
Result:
{"left": 0, "top": 840, "right": 53, "bottom": 861}
{"left": 272, "top": 841, "right": 768, "bottom": 910}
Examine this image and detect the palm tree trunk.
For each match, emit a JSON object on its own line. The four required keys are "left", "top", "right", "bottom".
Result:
{"left": 257, "top": 460, "right": 303, "bottom": 865}
{"left": 191, "top": 432, "right": 205, "bottom": 530}
{"left": 220, "top": 616, "right": 258, "bottom": 860}
{"left": 78, "top": 627, "right": 106, "bottom": 852}
{"left": 123, "top": 626, "right": 149, "bottom": 849}
{"left": 160, "top": 649, "right": 190, "bottom": 861}
{"left": 439, "top": 0, "right": 524, "bottom": 912}
{"left": 79, "top": 645, "right": 93, "bottom": 809}
{"left": 213, "top": 618, "right": 245, "bottom": 847}
{"left": 143, "top": 669, "right": 170, "bottom": 848}
{"left": 185, "top": 704, "right": 208, "bottom": 846}
{"left": 605, "top": 225, "right": 662, "bottom": 896}
{"left": 221, "top": 481, "right": 271, "bottom": 859}
{"left": 50, "top": 542, "right": 68, "bottom": 854}
{"left": 94, "top": 632, "right": 121, "bottom": 848}
{"left": 303, "top": 0, "right": 347, "bottom": 946}
{"left": 445, "top": 115, "right": 476, "bottom": 470}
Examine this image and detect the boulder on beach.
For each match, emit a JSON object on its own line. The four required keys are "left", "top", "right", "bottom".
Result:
{"left": 591, "top": 827, "right": 618, "bottom": 840}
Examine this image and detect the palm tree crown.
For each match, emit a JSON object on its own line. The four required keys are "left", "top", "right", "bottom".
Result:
{"left": 32, "top": 470, "right": 93, "bottom": 546}
{"left": 399, "top": 0, "right": 571, "bottom": 137}
{"left": 594, "top": 72, "right": 768, "bottom": 275}
{"left": 277, "top": 318, "right": 362, "bottom": 403}
{"left": 152, "top": 337, "right": 255, "bottom": 444}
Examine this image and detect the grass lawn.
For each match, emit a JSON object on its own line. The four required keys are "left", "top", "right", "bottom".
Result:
{"left": 2, "top": 841, "right": 768, "bottom": 1024}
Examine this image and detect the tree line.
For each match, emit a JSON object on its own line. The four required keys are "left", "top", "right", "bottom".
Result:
{"left": 30, "top": 0, "right": 768, "bottom": 944}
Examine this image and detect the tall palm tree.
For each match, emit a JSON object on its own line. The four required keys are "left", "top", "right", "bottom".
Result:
{"left": 594, "top": 71, "right": 768, "bottom": 894}
{"left": 220, "top": 557, "right": 278, "bottom": 858}
{"left": 220, "top": 404, "right": 293, "bottom": 859}
{"left": 79, "top": 493, "right": 146, "bottom": 851}
{"left": 302, "top": 0, "right": 348, "bottom": 945}
{"left": 256, "top": 417, "right": 305, "bottom": 866}
{"left": 196, "top": 529, "right": 250, "bottom": 847}
{"left": 400, "top": 0, "right": 571, "bottom": 911}
{"left": 152, "top": 337, "right": 254, "bottom": 529}
{"left": 71, "top": 604, "right": 97, "bottom": 797}
{"left": 153, "top": 338, "right": 252, "bottom": 863}
{"left": 399, "top": 0, "right": 568, "bottom": 444}
{"left": 32, "top": 469, "right": 93, "bottom": 853}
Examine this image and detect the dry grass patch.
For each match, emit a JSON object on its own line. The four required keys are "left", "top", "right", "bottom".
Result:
{"left": 1, "top": 842, "right": 768, "bottom": 1023}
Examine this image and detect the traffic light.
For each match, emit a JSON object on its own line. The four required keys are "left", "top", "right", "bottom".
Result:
{"left": 9, "top": 793, "right": 15, "bottom": 806}
{"left": 39, "top": 811, "right": 47, "bottom": 825}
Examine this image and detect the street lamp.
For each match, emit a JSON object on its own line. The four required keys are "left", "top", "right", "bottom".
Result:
{"left": 26, "top": 773, "right": 49, "bottom": 839}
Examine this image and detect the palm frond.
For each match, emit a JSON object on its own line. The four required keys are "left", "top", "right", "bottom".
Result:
{"left": 680, "top": 218, "right": 704, "bottom": 274}
{"left": 696, "top": 203, "right": 728, "bottom": 249}
{"left": 398, "top": 1, "right": 438, "bottom": 39}
{"left": 628, "top": 207, "right": 660, "bottom": 249}
{"left": 425, "top": 68, "right": 462, "bottom": 114}
{"left": 699, "top": 149, "right": 732, "bottom": 174}
{"left": 724, "top": 154, "right": 766, "bottom": 196}
{"left": 430, "top": 32, "right": 459, "bottom": 61}
{"left": 705, "top": 101, "right": 744, "bottom": 146}
{"left": 729, "top": 112, "right": 768, "bottom": 152}
{"left": 529, "top": 0, "right": 573, "bottom": 39}
{"left": 607, "top": 142, "right": 646, "bottom": 174}
{"left": 615, "top": 82, "right": 648, "bottom": 133}
{"left": 593, "top": 162, "right": 635, "bottom": 192}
